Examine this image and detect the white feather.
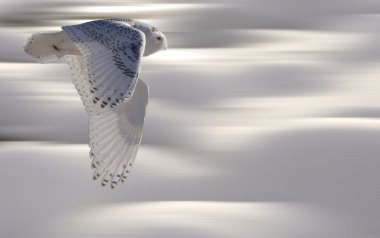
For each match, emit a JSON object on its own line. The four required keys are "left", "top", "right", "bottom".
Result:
{"left": 24, "top": 18, "right": 165, "bottom": 188}
{"left": 62, "top": 20, "right": 149, "bottom": 188}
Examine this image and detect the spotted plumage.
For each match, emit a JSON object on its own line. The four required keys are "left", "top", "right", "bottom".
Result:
{"left": 24, "top": 18, "right": 168, "bottom": 188}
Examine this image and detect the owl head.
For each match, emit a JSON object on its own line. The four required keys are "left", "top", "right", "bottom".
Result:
{"left": 131, "top": 20, "right": 168, "bottom": 56}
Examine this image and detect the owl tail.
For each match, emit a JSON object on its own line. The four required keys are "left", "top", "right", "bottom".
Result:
{"left": 24, "top": 32, "right": 68, "bottom": 61}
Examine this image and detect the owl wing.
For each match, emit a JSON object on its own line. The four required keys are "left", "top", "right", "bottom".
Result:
{"left": 89, "top": 77, "right": 149, "bottom": 188}
{"left": 63, "top": 20, "right": 149, "bottom": 188}
{"left": 62, "top": 19, "right": 145, "bottom": 113}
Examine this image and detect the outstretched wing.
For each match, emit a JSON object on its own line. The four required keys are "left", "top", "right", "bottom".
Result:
{"left": 67, "top": 54, "right": 149, "bottom": 188}
{"left": 62, "top": 19, "right": 145, "bottom": 113}
{"left": 64, "top": 20, "right": 149, "bottom": 188}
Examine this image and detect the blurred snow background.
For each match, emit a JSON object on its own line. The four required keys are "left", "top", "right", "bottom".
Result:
{"left": 0, "top": 0, "right": 379, "bottom": 237}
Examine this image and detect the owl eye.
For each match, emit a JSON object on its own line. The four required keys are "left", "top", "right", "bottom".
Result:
{"left": 156, "top": 36, "right": 162, "bottom": 41}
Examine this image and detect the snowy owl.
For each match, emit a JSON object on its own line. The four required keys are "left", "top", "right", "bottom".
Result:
{"left": 24, "top": 18, "right": 167, "bottom": 188}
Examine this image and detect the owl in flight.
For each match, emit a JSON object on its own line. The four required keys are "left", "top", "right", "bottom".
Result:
{"left": 24, "top": 18, "right": 168, "bottom": 188}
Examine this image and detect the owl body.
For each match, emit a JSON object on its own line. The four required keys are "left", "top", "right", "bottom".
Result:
{"left": 25, "top": 18, "right": 167, "bottom": 61}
